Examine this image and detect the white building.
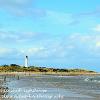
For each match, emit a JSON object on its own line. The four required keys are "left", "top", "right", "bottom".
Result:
{"left": 25, "top": 56, "right": 28, "bottom": 67}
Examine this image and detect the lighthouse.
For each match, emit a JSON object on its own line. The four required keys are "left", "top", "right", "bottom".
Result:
{"left": 25, "top": 56, "right": 28, "bottom": 67}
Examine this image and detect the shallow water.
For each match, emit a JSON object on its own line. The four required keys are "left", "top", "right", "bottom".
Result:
{"left": 3, "top": 75, "right": 100, "bottom": 100}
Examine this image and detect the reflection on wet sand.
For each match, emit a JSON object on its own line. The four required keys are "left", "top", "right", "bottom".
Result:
{"left": 0, "top": 74, "right": 100, "bottom": 100}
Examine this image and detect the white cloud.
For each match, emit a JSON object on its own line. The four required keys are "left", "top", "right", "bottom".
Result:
{"left": 1, "top": 31, "right": 100, "bottom": 60}
{"left": 69, "top": 33, "right": 100, "bottom": 57}
{"left": 93, "top": 24, "right": 100, "bottom": 32}
{"left": 20, "top": 47, "right": 45, "bottom": 55}
{"left": 0, "top": 47, "right": 35, "bottom": 65}
{"left": 0, "top": 31, "right": 43, "bottom": 43}
{"left": 20, "top": 33, "right": 100, "bottom": 59}
{"left": 95, "top": 41, "right": 100, "bottom": 47}
{"left": 0, "top": 48, "right": 11, "bottom": 55}
{"left": 0, "top": 31, "right": 18, "bottom": 40}
{"left": 0, "top": 48, "right": 20, "bottom": 57}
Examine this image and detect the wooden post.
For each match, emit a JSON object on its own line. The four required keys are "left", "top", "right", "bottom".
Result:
{"left": 4, "top": 76, "right": 6, "bottom": 81}
{"left": 17, "top": 75, "right": 19, "bottom": 80}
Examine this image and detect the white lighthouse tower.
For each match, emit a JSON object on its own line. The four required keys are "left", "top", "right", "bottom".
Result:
{"left": 25, "top": 56, "right": 28, "bottom": 67}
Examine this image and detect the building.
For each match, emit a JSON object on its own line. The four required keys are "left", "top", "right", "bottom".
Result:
{"left": 25, "top": 56, "right": 28, "bottom": 67}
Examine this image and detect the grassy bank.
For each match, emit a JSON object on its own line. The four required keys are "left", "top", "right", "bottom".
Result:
{"left": 0, "top": 64, "right": 97, "bottom": 76}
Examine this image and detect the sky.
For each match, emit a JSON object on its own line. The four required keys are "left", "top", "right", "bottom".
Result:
{"left": 0, "top": 0, "right": 100, "bottom": 71}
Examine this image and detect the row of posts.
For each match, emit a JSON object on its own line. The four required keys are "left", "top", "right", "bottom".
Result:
{"left": 2, "top": 72, "right": 31, "bottom": 81}
{"left": 3, "top": 75, "right": 20, "bottom": 81}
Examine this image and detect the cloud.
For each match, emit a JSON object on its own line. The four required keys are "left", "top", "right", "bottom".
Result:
{"left": 69, "top": 33, "right": 100, "bottom": 57}
{"left": 73, "top": 7, "right": 100, "bottom": 18}
{"left": 0, "top": 48, "right": 11, "bottom": 55}
{"left": 93, "top": 24, "right": 100, "bottom": 32}
{"left": 0, "top": 32, "right": 100, "bottom": 59}
{"left": 0, "top": 0, "right": 33, "bottom": 11}
{"left": 44, "top": 10, "right": 73, "bottom": 25}
{"left": 44, "top": 9, "right": 99, "bottom": 26}
{"left": 20, "top": 47, "right": 45, "bottom": 56}
{"left": 70, "top": 8, "right": 100, "bottom": 26}
{"left": 0, "top": 47, "right": 21, "bottom": 58}
{"left": 1, "top": 1, "right": 33, "bottom": 12}
{"left": 0, "top": 31, "right": 18, "bottom": 40}
{"left": 96, "top": 41, "right": 100, "bottom": 47}
{"left": 0, "top": 0, "right": 46, "bottom": 17}
{"left": 0, "top": 30, "right": 46, "bottom": 43}
{"left": 1, "top": 26, "right": 100, "bottom": 67}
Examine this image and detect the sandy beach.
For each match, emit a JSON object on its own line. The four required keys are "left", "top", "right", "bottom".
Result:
{"left": 0, "top": 73, "right": 100, "bottom": 100}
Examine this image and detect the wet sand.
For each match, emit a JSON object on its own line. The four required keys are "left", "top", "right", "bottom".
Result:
{"left": 0, "top": 78, "right": 8, "bottom": 100}
{"left": 0, "top": 73, "right": 100, "bottom": 100}
{"left": 0, "top": 74, "right": 99, "bottom": 100}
